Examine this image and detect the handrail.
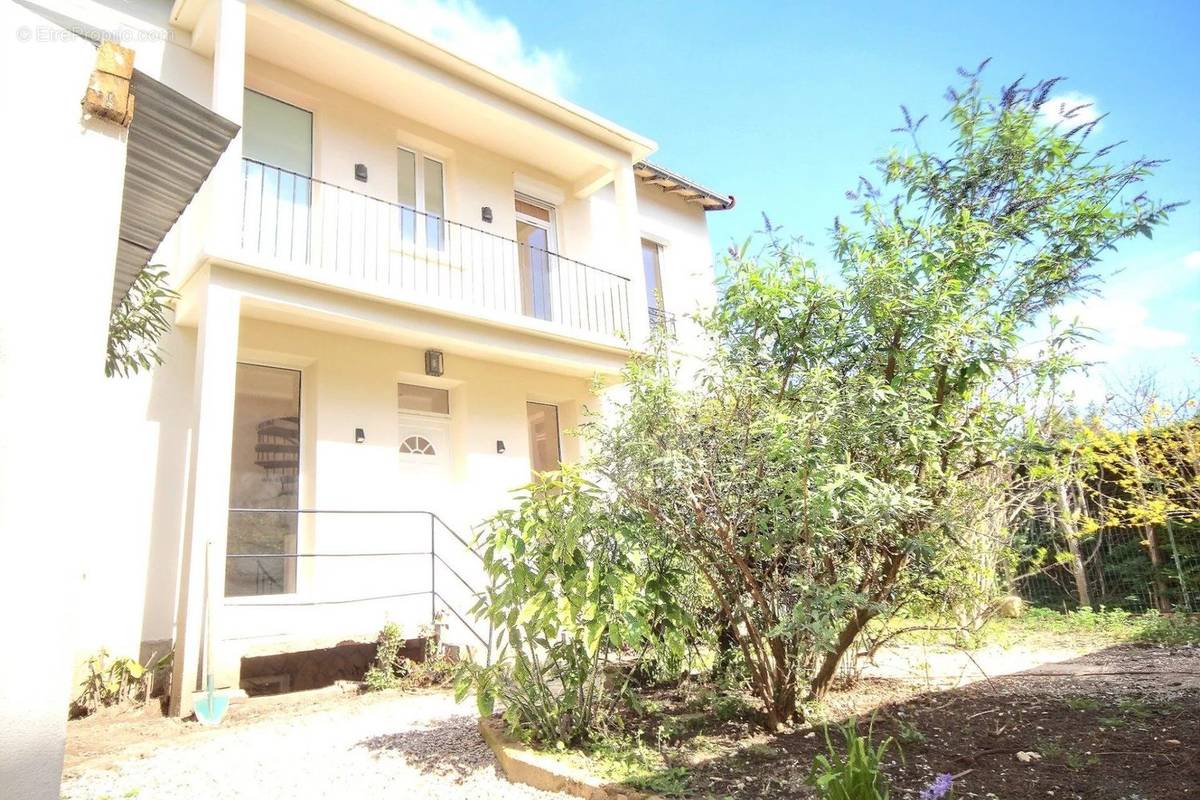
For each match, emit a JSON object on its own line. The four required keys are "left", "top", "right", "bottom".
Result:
{"left": 242, "top": 158, "right": 630, "bottom": 282}
{"left": 240, "top": 158, "right": 632, "bottom": 338}
{"left": 225, "top": 508, "right": 491, "bottom": 662}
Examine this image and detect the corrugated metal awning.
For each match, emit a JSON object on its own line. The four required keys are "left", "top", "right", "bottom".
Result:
{"left": 633, "top": 161, "right": 734, "bottom": 211}
{"left": 111, "top": 70, "right": 239, "bottom": 311}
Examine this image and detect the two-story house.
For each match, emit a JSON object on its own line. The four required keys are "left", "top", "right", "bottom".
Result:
{"left": 38, "top": 0, "right": 732, "bottom": 719}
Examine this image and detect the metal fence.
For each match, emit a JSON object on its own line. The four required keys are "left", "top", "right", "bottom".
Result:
{"left": 224, "top": 508, "right": 492, "bottom": 662}
{"left": 240, "top": 158, "right": 632, "bottom": 338}
{"left": 1015, "top": 521, "right": 1199, "bottom": 613}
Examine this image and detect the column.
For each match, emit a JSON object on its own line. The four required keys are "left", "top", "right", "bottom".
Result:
{"left": 206, "top": 0, "right": 246, "bottom": 254}
{"left": 169, "top": 276, "right": 241, "bottom": 716}
{"left": 613, "top": 161, "right": 650, "bottom": 345}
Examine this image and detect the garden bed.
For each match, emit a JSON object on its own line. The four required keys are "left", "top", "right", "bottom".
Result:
{"left": 531, "top": 643, "right": 1199, "bottom": 799}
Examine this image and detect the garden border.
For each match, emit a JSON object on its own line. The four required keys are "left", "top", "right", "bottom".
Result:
{"left": 478, "top": 718, "right": 660, "bottom": 800}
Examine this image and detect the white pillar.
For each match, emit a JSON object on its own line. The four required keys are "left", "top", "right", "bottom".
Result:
{"left": 169, "top": 275, "right": 241, "bottom": 716}
{"left": 206, "top": 0, "right": 246, "bottom": 254}
{"left": 613, "top": 161, "right": 650, "bottom": 345}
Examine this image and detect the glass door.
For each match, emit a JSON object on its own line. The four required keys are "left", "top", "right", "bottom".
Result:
{"left": 516, "top": 197, "right": 555, "bottom": 321}
{"left": 225, "top": 363, "right": 302, "bottom": 597}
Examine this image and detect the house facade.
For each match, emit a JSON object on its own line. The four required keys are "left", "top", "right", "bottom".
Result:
{"left": 30, "top": 0, "right": 731, "bottom": 720}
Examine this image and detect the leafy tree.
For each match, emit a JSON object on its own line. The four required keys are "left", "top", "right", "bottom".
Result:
{"left": 594, "top": 62, "right": 1174, "bottom": 728}
{"left": 106, "top": 266, "right": 177, "bottom": 377}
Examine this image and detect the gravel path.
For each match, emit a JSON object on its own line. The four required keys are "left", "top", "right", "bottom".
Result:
{"left": 61, "top": 692, "right": 570, "bottom": 799}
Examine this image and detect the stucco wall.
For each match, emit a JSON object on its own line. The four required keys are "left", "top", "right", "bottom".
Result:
{"left": 0, "top": 4, "right": 136, "bottom": 796}
{"left": 216, "top": 317, "right": 595, "bottom": 661}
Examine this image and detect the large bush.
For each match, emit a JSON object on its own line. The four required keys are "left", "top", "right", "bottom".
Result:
{"left": 592, "top": 63, "right": 1173, "bottom": 729}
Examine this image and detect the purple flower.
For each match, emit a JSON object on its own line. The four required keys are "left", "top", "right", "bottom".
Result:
{"left": 918, "top": 773, "right": 954, "bottom": 800}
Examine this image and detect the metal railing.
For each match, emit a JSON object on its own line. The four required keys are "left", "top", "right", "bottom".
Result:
{"left": 240, "top": 158, "right": 631, "bottom": 338}
{"left": 648, "top": 306, "right": 677, "bottom": 337}
{"left": 225, "top": 508, "right": 492, "bottom": 662}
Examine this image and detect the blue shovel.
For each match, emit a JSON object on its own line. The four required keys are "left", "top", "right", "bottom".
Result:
{"left": 194, "top": 541, "right": 229, "bottom": 726}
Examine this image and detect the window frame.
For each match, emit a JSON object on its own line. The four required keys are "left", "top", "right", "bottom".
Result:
{"left": 243, "top": 88, "right": 314, "bottom": 178}
{"left": 397, "top": 146, "right": 447, "bottom": 217}
{"left": 224, "top": 361, "right": 305, "bottom": 600}
{"left": 640, "top": 237, "right": 665, "bottom": 312}
{"left": 396, "top": 381, "right": 451, "bottom": 418}
{"left": 526, "top": 400, "right": 562, "bottom": 475}
{"left": 514, "top": 193, "right": 558, "bottom": 252}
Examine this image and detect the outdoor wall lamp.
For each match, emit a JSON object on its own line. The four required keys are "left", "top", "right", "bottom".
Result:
{"left": 481, "top": 206, "right": 493, "bottom": 223}
{"left": 354, "top": 163, "right": 368, "bottom": 182}
{"left": 355, "top": 428, "right": 365, "bottom": 444}
{"left": 496, "top": 440, "right": 506, "bottom": 454}
{"left": 425, "top": 349, "right": 444, "bottom": 377}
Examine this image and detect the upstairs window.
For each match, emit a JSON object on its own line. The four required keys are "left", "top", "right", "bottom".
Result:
{"left": 398, "top": 148, "right": 446, "bottom": 247}
{"left": 641, "top": 238, "right": 665, "bottom": 314}
{"left": 243, "top": 90, "right": 312, "bottom": 177}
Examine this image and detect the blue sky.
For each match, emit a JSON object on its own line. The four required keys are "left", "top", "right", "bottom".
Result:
{"left": 394, "top": 0, "right": 1199, "bottom": 403}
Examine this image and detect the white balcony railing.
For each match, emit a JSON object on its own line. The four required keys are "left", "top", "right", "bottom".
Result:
{"left": 240, "top": 159, "right": 631, "bottom": 338}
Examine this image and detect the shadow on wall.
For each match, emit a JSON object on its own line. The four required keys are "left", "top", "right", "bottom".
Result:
{"left": 137, "top": 324, "right": 197, "bottom": 662}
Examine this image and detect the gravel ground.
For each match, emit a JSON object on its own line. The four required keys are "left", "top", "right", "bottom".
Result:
{"left": 61, "top": 691, "right": 570, "bottom": 800}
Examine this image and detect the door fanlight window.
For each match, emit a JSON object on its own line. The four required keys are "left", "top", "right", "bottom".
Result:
{"left": 399, "top": 435, "right": 436, "bottom": 455}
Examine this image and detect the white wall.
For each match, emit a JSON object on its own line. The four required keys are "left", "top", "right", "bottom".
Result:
{"left": 217, "top": 317, "right": 595, "bottom": 664}
{"left": 0, "top": 4, "right": 133, "bottom": 796}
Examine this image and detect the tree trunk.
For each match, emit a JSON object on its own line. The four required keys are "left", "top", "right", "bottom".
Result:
{"left": 1057, "top": 478, "right": 1092, "bottom": 610}
{"left": 808, "top": 608, "right": 872, "bottom": 700}
{"left": 1129, "top": 445, "right": 1172, "bottom": 612}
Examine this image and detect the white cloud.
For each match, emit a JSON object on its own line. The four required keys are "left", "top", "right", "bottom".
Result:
{"left": 1039, "top": 91, "right": 1101, "bottom": 129}
{"left": 1060, "top": 295, "right": 1187, "bottom": 364}
{"left": 348, "top": 0, "right": 576, "bottom": 97}
{"left": 1185, "top": 250, "right": 1200, "bottom": 271}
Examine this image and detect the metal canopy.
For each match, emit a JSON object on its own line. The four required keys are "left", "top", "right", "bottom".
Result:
{"left": 111, "top": 70, "right": 239, "bottom": 311}
{"left": 633, "top": 161, "right": 734, "bottom": 211}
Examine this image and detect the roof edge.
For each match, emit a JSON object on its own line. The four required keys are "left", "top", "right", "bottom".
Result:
{"left": 634, "top": 161, "right": 734, "bottom": 211}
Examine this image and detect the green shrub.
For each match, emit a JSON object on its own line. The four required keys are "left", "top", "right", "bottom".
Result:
{"left": 807, "top": 718, "right": 895, "bottom": 800}
{"left": 456, "top": 467, "right": 691, "bottom": 747}
{"left": 364, "top": 620, "right": 455, "bottom": 692}
{"left": 73, "top": 649, "right": 171, "bottom": 718}
{"left": 364, "top": 622, "right": 406, "bottom": 691}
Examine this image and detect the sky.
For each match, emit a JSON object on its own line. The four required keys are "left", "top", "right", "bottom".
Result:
{"left": 383, "top": 0, "right": 1200, "bottom": 405}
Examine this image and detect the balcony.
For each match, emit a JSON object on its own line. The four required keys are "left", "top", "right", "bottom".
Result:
{"left": 238, "top": 159, "right": 632, "bottom": 340}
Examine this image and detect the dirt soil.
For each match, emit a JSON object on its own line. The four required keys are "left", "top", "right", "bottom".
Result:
{"left": 650, "top": 643, "right": 1200, "bottom": 799}
{"left": 63, "top": 642, "right": 1199, "bottom": 799}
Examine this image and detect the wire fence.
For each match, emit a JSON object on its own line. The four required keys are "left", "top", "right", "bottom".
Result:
{"left": 1015, "top": 521, "right": 1199, "bottom": 613}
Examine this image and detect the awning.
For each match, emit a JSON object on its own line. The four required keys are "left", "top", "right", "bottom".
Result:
{"left": 111, "top": 70, "right": 239, "bottom": 311}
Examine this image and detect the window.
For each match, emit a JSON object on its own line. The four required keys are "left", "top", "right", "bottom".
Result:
{"left": 399, "top": 435, "right": 436, "bottom": 455}
{"left": 397, "top": 382, "right": 450, "bottom": 415}
{"left": 225, "top": 364, "right": 302, "bottom": 597}
{"left": 397, "top": 148, "right": 446, "bottom": 247}
{"left": 641, "top": 238, "right": 664, "bottom": 313}
{"left": 516, "top": 196, "right": 557, "bottom": 321}
{"left": 243, "top": 90, "right": 312, "bottom": 176}
{"left": 527, "top": 402, "right": 561, "bottom": 474}
{"left": 242, "top": 91, "right": 313, "bottom": 261}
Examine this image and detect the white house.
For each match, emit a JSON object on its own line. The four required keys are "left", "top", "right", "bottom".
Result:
{"left": 2, "top": 0, "right": 732, "bottom": 747}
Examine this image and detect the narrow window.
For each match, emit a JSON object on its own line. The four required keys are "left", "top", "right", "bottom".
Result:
{"left": 226, "top": 364, "right": 302, "bottom": 597}
{"left": 641, "top": 238, "right": 664, "bottom": 313}
{"left": 397, "top": 147, "right": 417, "bottom": 208}
{"left": 397, "top": 382, "right": 450, "bottom": 414}
{"left": 527, "top": 402, "right": 561, "bottom": 474}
